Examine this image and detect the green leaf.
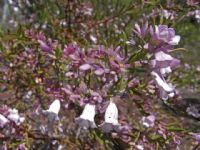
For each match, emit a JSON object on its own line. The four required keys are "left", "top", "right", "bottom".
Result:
{"left": 167, "top": 126, "right": 185, "bottom": 132}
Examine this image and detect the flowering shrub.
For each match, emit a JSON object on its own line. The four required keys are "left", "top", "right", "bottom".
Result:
{"left": 0, "top": 0, "right": 200, "bottom": 149}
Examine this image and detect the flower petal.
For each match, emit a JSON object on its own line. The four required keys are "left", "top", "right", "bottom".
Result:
{"left": 104, "top": 101, "right": 119, "bottom": 125}
{"left": 79, "top": 64, "right": 92, "bottom": 71}
{"left": 75, "top": 104, "right": 96, "bottom": 129}
{"left": 151, "top": 71, "right": 174, "bottom": 92}
{"left": 47, "top": 99, "right": 61, "bottom": 115}
{"left": 169, "top": 35, "right": 180, "bottom": 45}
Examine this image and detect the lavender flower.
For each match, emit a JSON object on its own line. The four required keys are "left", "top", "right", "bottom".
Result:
{"left": 192, "top": 133, "right": 200, "bottom": 143}
{"left": 148, "top": 25, "right": 181, "bottom": 100}
{"left": 141, "top": 114, "right": 156, "bottom": 128}
{"left": 75, "top": 103, "right": 96, "bottom": 129}
{"left": 38, "top": 39, "right": 55, "bottom": 53}
{"left": 63, "top": 44, "right": 77, "bottom": 56}
{"left": 81, "top": 2, "right": 93, "bottom": 16}
{"left": 151, "top": 51, "right": 180, "bottom": 75}
{"left": 94, "top": 68, "right": 105, "bottom": 76}
{"left": 195, "top": 10, "right": 200, "bottom": 22}
{"left": 133, "top": 22, "right": 149, "bottom": 38}
{"left": 0, "top": 114, "right": 9, "bottom": 128}
{"left": 7, "top": 108, "right": 25, "bottom": 126}
{"left": 145, "top": 25, "right": 180, "bottom": 52}
{"left": 79, "top": 63, "right": 92, "bottom": 71}
{"left": 152, "top": 25, "right": 180, "bottom": 46}
{"left": 187, "top": 0, "right": 199, "bottom": 6}
{"left": 162, "top": 10, "right": 171, "bottom": 19}
{"left": 186, "top": 105, "right": 200, "bottom": 119}
{"left": 99, "top": 101, "right": 120, "bottom": 133}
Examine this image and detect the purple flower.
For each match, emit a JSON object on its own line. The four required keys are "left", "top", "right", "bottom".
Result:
{"left": 94, "top": 68, "right": 105, "bottom": 76}
{"left": 90, "top": 90, "right": 103, "bottom": 104}
{"left": 187, "top": 0, "right": 199, "bottom": 6}
{"left": 141, "top": 114, "right": 156, "bottom": 128}
{"left": 133, "top": 22, "right": 149, "bottom": 38}
{"left": 38, "top": 38, "right": 56, "bottom": 53}
{"left": 128, "top": 78, "right": 139, "bottom": 88}
{"left": 81, "top": 2, "right": 93, "bottom": 16}
{"left": 63, "top": 44, "right": 77, "bottom": 56}
{"left": 79, "top": 63, "right": 92, "bottom": 71}
{"left": 186, "top": 105, "right": 200, "bottom": 119}
{"left": 145, "top": 25, "right": 181, "bottom": 52}
{"left": 192, "top": 133, "right": 200, "bottom": 143}
{"left": 162, "top": 10, "right": 171, "bottom": 19}
{"left": 0, "top": 114, "right": 9, "bottom": 128}
{"left": 107, "top": 47, "right": 127, "bottom": 73}
{"left": 151, "top": 51, "right": 180, "bottom": 75}
{"left": 36, "top": 31, "right": 46, "bottom": 41}
{"left": 16, "top": 144, "right": 26, "bottom": 150}
{"left": 150, "top": 51, "right": 180, "bottom": 100}
{"left": 38, "top": 40, "right": 52, "bottom": 52}
{"left": 7, "top": 108, "right": 25, "bottom": 126}
{"left": 24, "top": 29, "right": 35, "bottom": 38}
{"left": 75, "top": 103, "right": 96, "bottom": 129}
{"left": 152, "top": 25, "right": 180, "bottom": 46}
{"left": 195, "top": 10, "right": 200, "bottom": 22}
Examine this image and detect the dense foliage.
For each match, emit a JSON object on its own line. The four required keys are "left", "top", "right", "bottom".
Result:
{"left": 0, "top": 0, "right": 200, "bottom": 149}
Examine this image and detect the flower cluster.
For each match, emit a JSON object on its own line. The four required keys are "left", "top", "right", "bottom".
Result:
{"left": 134, "top": 24, "right": 181, "bottom": 100}
{"left": 75, "top": 100, "right": 122, "bottom": 134}
{"left": 0, "top": 106, "right": 25, "bottom": 128}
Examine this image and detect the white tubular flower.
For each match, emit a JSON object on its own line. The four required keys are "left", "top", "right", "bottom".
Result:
{"left": 105, "top": 101, "right": 119, "bottom": 125}
{"left": 42, "top": 99, "right": 61, "bottom": 133}
{"left": 100, "top": 101, "right": 120, "bottom": 133}
{"left": 0, "top": 114, "right": 9, "bottom": 128}
{"left": 75, "top": 103, "right": 96, "bottom": 129}
{"left": 46, "top": 99, "right": 61, "bottom": 115}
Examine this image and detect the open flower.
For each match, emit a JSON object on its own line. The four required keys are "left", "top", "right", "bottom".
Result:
{"left": 99, "top": 101, "right": 120, "bottom": 133}
{"left": 7, "top": 108, "right": 25, "bottom": 126}
{"left": 133, "top": 22, "right": 149, "bottom": 38}
{"left": 146, "top": 25, "right": 181, "bottom": 52}
{"left": 44, "top": 99, "right": 61, "bottom": 115}
{"left": 192, "top": 133, "right": 200, "bottom": 143}
{"left": 42, "top": 99, "right": 61, "bottom": 133}
{"left": 152, "top": 25, "right": 180, "bottom": 45}
{"left": 0, "top": 114, "right": 9, "bottom": 128}
{"left": 75, "top": 103, "right": 96, "bottom": 129}
{"left": 151, "top": 71, "right": 175, "bottom": 100}
{"left": 38, "top": 38, "right": 57, "bottom": 53}
{"left": 141, "top": 114, "right": 156, "bottom": 128}
{"left": 63, "top": 44, "right": 77, "bottom": 56}
{"left": 151, "top": 51, "right": 180, "bottom": 75}
{"left": 79, "top": 63, "right": 92, "bottom": 71}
